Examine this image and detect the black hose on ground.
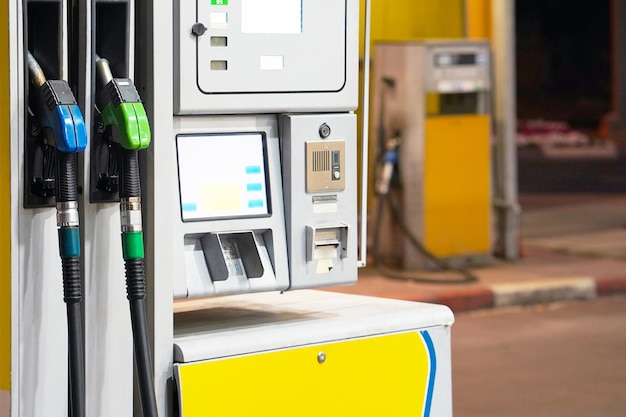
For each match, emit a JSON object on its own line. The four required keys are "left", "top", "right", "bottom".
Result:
{"left": 374, "top": 190, "right": 479, "bottom": 284}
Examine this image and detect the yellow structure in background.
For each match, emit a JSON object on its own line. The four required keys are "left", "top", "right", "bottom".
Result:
{"left": 1, "top": 0, "right": 12, "bottom": 394}
{"left": 359, "top": 0, "right": 468, "bottom": 206}
{"left": 424, "top": 115, "right": 491, "bottom": 257}
{"left": 364, "top": 0, "right": 465, "bottom": 44}
{"left": 466, "top": 0, "right": 492, "bottom": 39}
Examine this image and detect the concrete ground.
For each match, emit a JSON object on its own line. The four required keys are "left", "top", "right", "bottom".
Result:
{"left": 326, "top": 193, "right": 626, "bottom": 311}
{"left": 452, "top": 295, "right": 626, "bottom": 417}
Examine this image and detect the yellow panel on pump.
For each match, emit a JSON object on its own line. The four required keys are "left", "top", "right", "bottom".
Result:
{"left": 0, "top": 0, "right": 12, "bottom": 395}
{"left": 423, "top": 115, "right": 491, "bottom": 257}
{"left": 176, "top": 331, "right": 435, "bottom": 417}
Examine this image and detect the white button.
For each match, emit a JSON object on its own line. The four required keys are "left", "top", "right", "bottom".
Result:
{"left": 334, "top": 171, "right": 341, "bottom": 179}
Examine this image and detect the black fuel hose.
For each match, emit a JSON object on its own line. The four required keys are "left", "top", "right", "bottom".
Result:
{"left": 56, "top": 152, "right": 86, "bottom": 417}
{"left": 120, "top": 149, "right": 159, "bottom": 417}
{"left": 374, "top": 189, "right": 479, "bottom": 284}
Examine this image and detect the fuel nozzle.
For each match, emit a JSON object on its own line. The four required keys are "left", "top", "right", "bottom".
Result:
{"left": 375, "top": 132, "right": 401, "bottom": 196}
{"left": 95, "top": 56, "right": 150, "bottom": 151}
{"left": 28, "top": 52, "right": 88, "bottom": 154}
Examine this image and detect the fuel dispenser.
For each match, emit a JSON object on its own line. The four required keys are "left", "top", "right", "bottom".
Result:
{"left": 2, "top": 1, "right": 458, "bottom": 416}
{"left": 372, "top": 40, "right": 493, "bottom": 271}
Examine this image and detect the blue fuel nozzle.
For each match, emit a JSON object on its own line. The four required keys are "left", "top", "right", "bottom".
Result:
{"left": 37, "top": 80, "right": 88, "bottom": 154}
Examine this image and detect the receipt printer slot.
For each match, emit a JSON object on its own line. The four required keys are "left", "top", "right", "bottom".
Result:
{"left": 306, "top": 225, "right": 348, "bottom": 262}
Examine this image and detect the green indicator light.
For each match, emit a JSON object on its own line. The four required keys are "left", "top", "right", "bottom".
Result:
{"left": 211, "top": 0, "right": 228, "bottom": 4}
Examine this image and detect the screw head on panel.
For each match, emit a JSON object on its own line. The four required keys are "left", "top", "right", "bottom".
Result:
{"left": 317, "top": 351, "right": 326, "bottom": 364}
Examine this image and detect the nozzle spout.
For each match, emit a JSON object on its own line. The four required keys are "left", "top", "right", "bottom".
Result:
{"left": 27, "top": 51, "right": 47, "bottom": 88}
{"left": 95, "top": 55, "right": 114, "bottom": 90}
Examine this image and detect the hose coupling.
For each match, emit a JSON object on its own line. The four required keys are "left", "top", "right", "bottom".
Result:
{"left": 56, "top": 201, "right": 80, "bottom": 228}
{"left": 120, "top": 197, "right": 143, "bottom": 232}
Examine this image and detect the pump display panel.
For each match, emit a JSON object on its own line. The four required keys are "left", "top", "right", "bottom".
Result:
{"left": 174, "top": 0, "right": 359, "bottom": 113}
{"left": 189, "top": 0, "right": 346, "bottom": 94}
{"left": 176, "top": 133, "right": 270, "bottom": 221}
{"left": 434, "top": 52, "right": 488, "bottom": 67}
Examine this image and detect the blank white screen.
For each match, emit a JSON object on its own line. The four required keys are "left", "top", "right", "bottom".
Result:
{"left": 177, "top": 133, "right": 269, "bottom": 221}
{"left": 241, "top": 0, "right": 302, "bottom": 34}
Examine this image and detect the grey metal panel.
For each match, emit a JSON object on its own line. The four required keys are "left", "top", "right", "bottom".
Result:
{"left": 423, "top": 40, "right": 492, "bottom": 93}
{"left": 82, "top": 205, "right": 134, "bottom": 417}
{"left": 174, "top": 0, "right": 359, "bottom": 114}
{"left": 142, "top": 0, "right": 177, "bottom": 412}
{"left": 281, "top": 113, "right": 358, "bottom": 289}
{"left": 196, "top": 0, "right": 346, "bottom": 94}
{"left": 170, "top": 115, "right": 290, "bottom": 297}
{"left": 17, "top": 212, "right": 68, "bottom": 417}
{"left": 173, "top": 290, "right": 454, "bottom": 362}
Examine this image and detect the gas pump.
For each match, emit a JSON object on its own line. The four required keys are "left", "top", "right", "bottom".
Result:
{"left": 372, "top": 40, "right": 494, "bottom": 271}
{"left": 3, "top": 0, "right": 458, "bottom": 416}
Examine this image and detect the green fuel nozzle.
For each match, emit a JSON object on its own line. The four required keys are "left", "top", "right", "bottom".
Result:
{"left": 95, "top": 55, "right": 149, "bottom": 258}
{"left": 96, "top": 56, "right": 150, "bottom": 151}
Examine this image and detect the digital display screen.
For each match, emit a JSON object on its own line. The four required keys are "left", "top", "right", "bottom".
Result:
{"left": 241, "top": 0, "right": 302, "bottom": 34}
{"left": 177, "top": 133, "right": 270, "bottom": 221}
{"left": 435, "top": 53, "right": 481, "bottom": 67}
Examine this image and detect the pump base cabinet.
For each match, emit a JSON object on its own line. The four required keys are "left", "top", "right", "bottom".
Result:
{"left": 173, "top": 290, "right": 454, "bottom": 417}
